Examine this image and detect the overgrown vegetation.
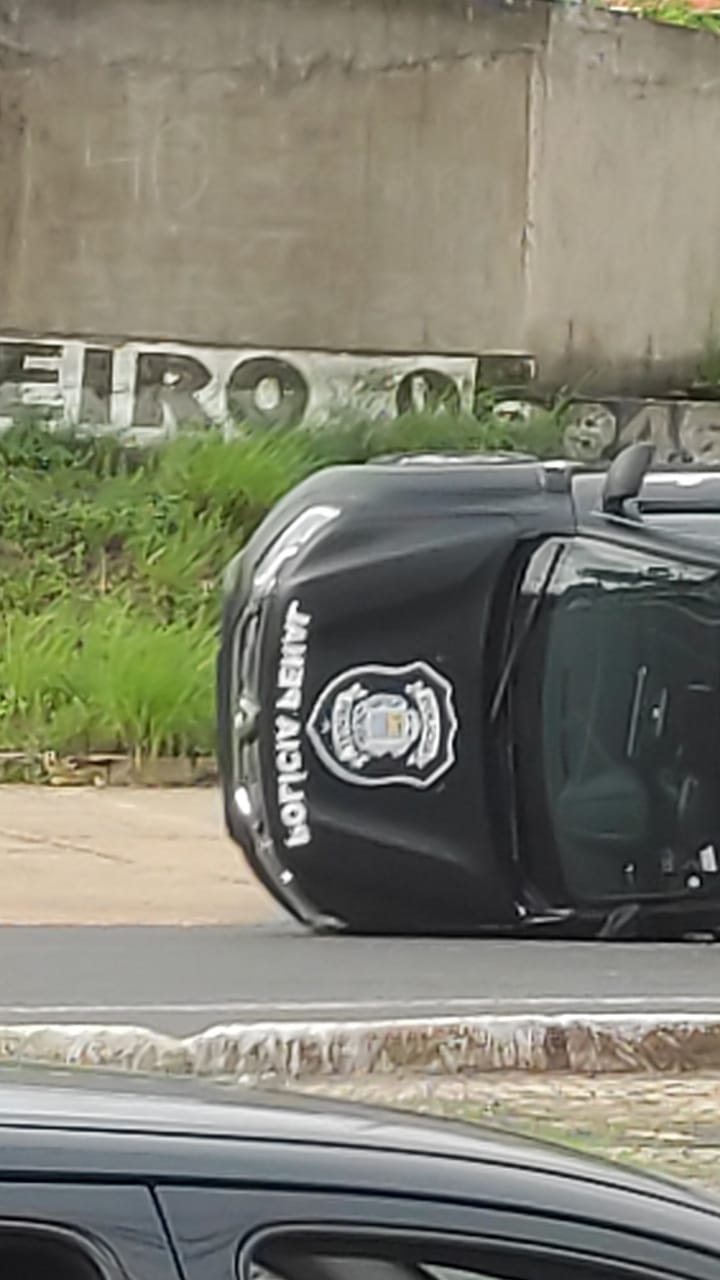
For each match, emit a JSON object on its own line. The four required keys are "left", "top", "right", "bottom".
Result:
{"left": 605, "top": 0, "right": 720, "bottom": 35}
{"left": 0, "top": 406, "right": 566, "bottom": 761}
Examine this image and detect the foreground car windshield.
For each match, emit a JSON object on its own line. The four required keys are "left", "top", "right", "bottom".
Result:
{"left": 515, "top": 537, "right": 720, "bottom": 902}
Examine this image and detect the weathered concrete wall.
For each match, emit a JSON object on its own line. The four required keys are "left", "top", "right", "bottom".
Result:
{"left": 0, "top": 0, "right": 540, "bottom": 361}
{"left": 0, "top": 0, "right": 719, "bottom": 398}
{"left": 529, "top": 8, "right": 720, "bottom": 391}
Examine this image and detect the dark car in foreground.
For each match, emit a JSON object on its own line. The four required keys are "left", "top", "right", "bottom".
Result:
{"left": 3, "top": 1068, "right": 720, "bottom": 1280}
{"left": 218, "top": 441, "right": 720, "bottom": 939}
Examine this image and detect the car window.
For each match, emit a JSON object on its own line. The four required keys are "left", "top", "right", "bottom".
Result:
{"left": 515, "top": 535, "right": 720, "bottom": 904}
{"left": 244, "top": 1230, "right": 668, "bottom": 1280}
{"left": 0, "top": 1228, "right": 104, "bottom": 1280}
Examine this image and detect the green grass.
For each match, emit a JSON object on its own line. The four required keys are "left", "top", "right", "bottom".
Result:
{"left": 633, "top": 0, "right": 720, "bottom": 33}
{"left": 594, "top": 0, "right": 720, "bottom": 33}
{"left": 0, "top": 604, "right": 216, "bottom": 759}
{"left": 0, "top": 404, "right": 567, "bottom": 761}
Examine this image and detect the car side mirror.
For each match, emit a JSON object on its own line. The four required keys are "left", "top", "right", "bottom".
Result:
{"left": 601, "top": 442, "right": 655, "bottom": 517}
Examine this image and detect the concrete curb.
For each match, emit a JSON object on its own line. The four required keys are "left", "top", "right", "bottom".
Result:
{"left": 2, "top": 1013, "right": 720, "bottom": 1080}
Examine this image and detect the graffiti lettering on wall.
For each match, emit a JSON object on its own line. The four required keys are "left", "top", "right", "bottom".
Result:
{"left": 560, "top": 398, "right": 720, "bottom": 465}
{"left": 0, "top": 336, "right": 498, "bottom": 436}
{"left": 3, "top": 334, "right": 720, "bottom": 462}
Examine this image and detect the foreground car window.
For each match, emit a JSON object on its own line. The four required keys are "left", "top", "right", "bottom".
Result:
{"left": 245, "top": 1230, "right": 662, "bottom": 1280}
{"left": 518, "top": 537, "right": 720, "bottom": 903}
{"left": 0, "top": 1229, "right": 104, "bottom": 1280}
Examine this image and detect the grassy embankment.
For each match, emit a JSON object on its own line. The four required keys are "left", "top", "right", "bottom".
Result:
{"left": 0, "top": 409, "right": 564, "bottom": 765}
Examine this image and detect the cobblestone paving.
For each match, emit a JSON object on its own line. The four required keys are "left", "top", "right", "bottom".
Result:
{"left": 300, "top": 1072, "right": 720, "bottom": 1193}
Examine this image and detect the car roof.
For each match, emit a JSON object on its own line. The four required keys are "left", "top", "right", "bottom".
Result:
{"left": 0, "top": 1065, "right": 715, "bottom": 1216}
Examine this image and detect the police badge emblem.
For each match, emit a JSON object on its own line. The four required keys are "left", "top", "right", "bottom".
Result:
{"left": 305, "top": 661, "right": 458, "bottom": 788}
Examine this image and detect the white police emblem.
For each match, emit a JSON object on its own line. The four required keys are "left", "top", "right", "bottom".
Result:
{"left": 306, "top": 661, "right": 458, "bottom": 789}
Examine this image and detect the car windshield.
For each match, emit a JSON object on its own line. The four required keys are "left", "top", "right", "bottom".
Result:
{"left": 514, "top": 536, "right": 720, "bottom": 903}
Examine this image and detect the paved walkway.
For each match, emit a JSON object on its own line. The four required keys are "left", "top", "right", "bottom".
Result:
{"left": 0, "top": 787, "right": 275, "bottom": 925}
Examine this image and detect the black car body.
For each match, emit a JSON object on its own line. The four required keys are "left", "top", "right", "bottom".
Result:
{"left": 218, "top": 443, "right": 720, "bottom": 939}
{"left": 3, "top": 1069, "right": 720, "bottom": 1280}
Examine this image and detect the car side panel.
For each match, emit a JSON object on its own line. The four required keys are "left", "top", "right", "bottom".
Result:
{"left": 158, "top": 1186, "right": 720, "bottom": 1280}
{"left": 0, "top": 1183, "right": 180, "bottom": 1280}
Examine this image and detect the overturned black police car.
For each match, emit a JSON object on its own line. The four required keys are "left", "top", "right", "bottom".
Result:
{"left": 218, "top": 442, "right": 720, "bottom": 939}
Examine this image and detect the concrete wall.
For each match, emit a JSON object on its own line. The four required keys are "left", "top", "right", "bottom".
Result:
{"left": 528, "top": 10, "right": 720, "bottom": 391}
{"left": 0, "top": 0, "right": 719, "bottom": 400}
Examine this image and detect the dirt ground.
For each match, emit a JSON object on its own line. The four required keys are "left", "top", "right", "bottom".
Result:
{"left": 301, "top": 1072, "right": 720, "bottom": 1193}
{"left": 0, "top": 786, "right": 276, "bottom": 924}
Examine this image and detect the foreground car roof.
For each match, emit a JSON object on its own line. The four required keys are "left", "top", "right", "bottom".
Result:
{"left": 0, "top": 1065, "right": 714, "bottom": 1214}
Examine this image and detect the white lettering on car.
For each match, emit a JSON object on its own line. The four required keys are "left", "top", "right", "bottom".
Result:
{"left": 274, "top": 600, "right": 312, "bottom": 848}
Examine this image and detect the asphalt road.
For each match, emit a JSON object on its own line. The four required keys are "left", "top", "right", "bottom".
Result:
{"left": 2, "top": 924, "right": 720, "bottom": 1035}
